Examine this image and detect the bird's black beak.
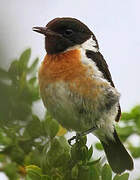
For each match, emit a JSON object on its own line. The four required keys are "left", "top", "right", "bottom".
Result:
{"left": 32, "top": 26, "right": 48, "bottom": 35}
{"left": 32, "top": 26, "right": 57, "bottom": 37}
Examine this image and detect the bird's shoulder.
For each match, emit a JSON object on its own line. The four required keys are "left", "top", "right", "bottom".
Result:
{"left": 86, "top": 50, "right": 115, "bottom": 87}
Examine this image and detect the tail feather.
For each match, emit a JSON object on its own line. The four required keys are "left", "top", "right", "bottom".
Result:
{"left": 100, "top": 129, "right": 134, "bottom": 174}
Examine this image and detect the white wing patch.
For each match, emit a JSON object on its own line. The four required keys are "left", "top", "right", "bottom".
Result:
{"left": 81, "top": 35, "right": 98, "bottom": 52}
{"left": 66, "top": 35, "right": 98, "bottom": 53}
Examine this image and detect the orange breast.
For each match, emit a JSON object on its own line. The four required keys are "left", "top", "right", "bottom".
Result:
{"left": 39, "top": 49, "right": 86, "bottom": 81}
{"left": 39, "top": 49, "right": 107, "bottom": 99}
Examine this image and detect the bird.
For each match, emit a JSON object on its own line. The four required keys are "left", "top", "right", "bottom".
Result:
{"left": 33, "top": 17, "right": 134, "bottom": 174}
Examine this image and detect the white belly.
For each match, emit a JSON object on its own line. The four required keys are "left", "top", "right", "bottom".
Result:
{"left": 41, "top": 80, "right": 119, "bottom": 134}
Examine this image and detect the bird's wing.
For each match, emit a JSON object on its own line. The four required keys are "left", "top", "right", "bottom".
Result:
{"left": 86, "top": 50, "right": 121, "bottom": 122}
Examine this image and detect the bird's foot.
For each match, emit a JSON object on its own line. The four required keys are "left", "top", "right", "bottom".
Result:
{"left": 68, "top": 127, "right": 97, "bottom": 145}
{"left": 68, "top": 133, "right": 80, "bottom": 145}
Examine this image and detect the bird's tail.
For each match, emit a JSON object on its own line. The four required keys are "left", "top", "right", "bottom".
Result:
{"left": 100, "top": 129, "right": 134, "bottom": 174}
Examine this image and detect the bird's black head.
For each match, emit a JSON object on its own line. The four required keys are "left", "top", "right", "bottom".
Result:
{"left": 33, "top": 17, "right": 98, "bottom": 54}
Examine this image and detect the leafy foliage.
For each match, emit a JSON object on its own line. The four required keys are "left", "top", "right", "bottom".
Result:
{"left": 0, "top": 49, "right": 139, "bottom": 180}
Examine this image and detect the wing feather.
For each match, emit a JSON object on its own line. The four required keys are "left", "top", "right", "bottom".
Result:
{"left": 86, "top": 50, "right": 121, "bottom": 121}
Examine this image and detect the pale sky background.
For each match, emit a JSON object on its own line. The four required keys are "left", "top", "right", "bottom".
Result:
{"left": 0, "top": 0, "right": 140, "bottom": 179}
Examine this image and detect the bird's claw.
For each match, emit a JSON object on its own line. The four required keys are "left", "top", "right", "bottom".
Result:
{"left": 68, "top": 133, "right": 81, "bottom": 145}
{"left": 68, "top": 127, "right": 97, "bottom": 145}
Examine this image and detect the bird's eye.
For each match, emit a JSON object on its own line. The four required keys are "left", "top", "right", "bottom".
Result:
{"left": 64, "top": 29, "right": 73, "bottom": 36}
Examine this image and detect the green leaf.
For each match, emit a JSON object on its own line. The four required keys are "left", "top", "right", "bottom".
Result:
{"left": 10, "top": 146, "right": 25, "bottom": 164}
{"left": 19, "top": 71, "right": 26, "bottom": 91}
{"left": 4, "top": 162, "right": 18, "bottom": 179}
{"left": 25, "top": 165, "right": 42, "bottom": 180}
{"left": 89, "top": 165, "right": 100, "bottom": 180}
{"left": 113, "top": 175, "right": 120, "bottom": 180}
{"left": 41, "top": 175, "right": 51, "bottom": 180}
{"left": 28, "top": 57, "right": 39, "bottom": 73}
{"left": 0, "top": 130, "right": 12, "bottom": 145}
{"left": 26, "top": 165, "right": 42, "bottom": 176}
{"left": 87, "top": 157, "right": 101, "bottom": 166}
{"left": 45, "top": 137, "right": 70, "bottom": 168}
{"left": 26, "top": 115, "right": 42, "bottom": 138}
{"left": 8, "top": 60, "right": 19, "bottom": 80}
{"left": 71, "top": 164, "right": 79, "bottom": 179}
{"left": 26, "top": 171, "right": 41, "bottom": 180}
{"left": 87, "top": 146, "right": 93, "bottom": 160}
{"left": 128, "top": 145, "right": 140, "bottom": 158}
{"left": 46, "top": 138, "right": 64, "bottom": 166}
{"left": 77, "top": 165, "right": 90, "bottom": 180}
{"left": 43, "top": 114, "right": 59, "bottom": 138}
{"left": 113, "top": 173, "right": 129, "bottom": 180}
{"left": 81, "top": 146, "right": 88, "bottom": 160}
{"left": 19, "top": 48, "right": 31, "bottom": 72}
{"left": 95, "top": 142, "right": 103, "bottom": 150}
{"left": 18, "top": 139, "right": 33, "bottom": 154}
{"left": 81, "top": 135, "right": 87, "bottom": 145}
{"left": 58, "top": 136, "right": 70, "bottom": 152}
{"left": 101, "top": 164, "right": 112, "bottom": 180}
{"left": 12, "top": 102, "right": 31, "bottom": 120}
{"left": 24, "top": 149, "right": 43, "bottom": 166}
{"left": 71, "top": 141, "right": 88, "bottom": 162}
{"left": 25, "top": 174, "right": 33, "bottom": 180}
{"left": 25, "top": 175, "right": 32, "bottom": 180}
